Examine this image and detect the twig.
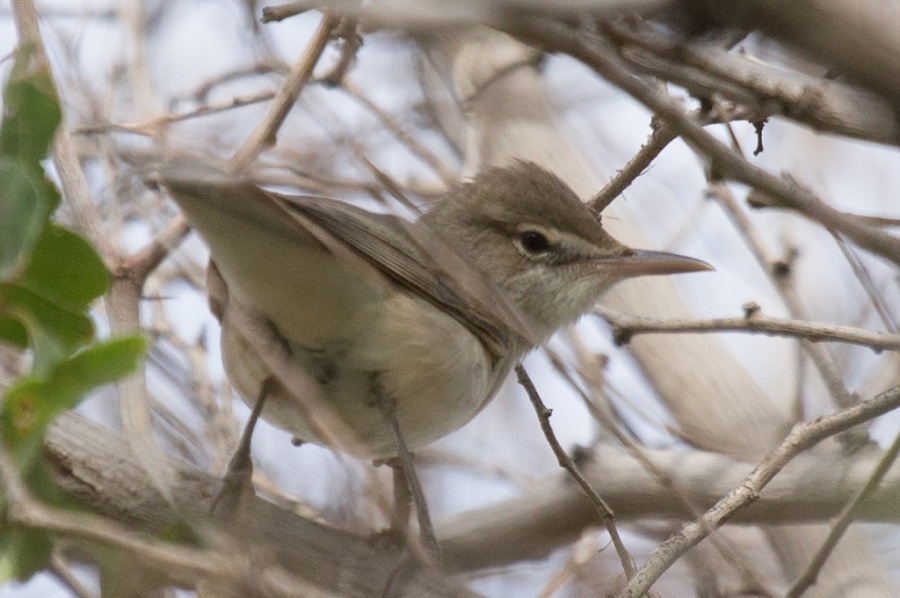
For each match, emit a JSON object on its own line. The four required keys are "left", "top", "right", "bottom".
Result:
{"left": 320, "top": 17, "right": 361, "bottom": 86}
{"left": 785, "top": 429, "right": 900, "bottom": 597}
{"left": 341, "top": 79, "right": 457, "bottom": 185}
{"left": 49, "top": 551, "right": 99, "bottom": 598}
{"left": 106, "top": 273, "right": 177, "bottom": 505}
{"left": 601, "top": 19, "right": 900, "bottom": 147}
{"left": 547, "top": 344, "right": 779, "bottom": 595}
{"left": 75, "top": 90, "right": 277, "bottom": 136}
{"left": 191, "top": 62, "right": 288, "bottom": 102}
{"left": 231, "top": 12, "right": 341, "bottom": 169}
{"left": 122, "top": 215, "right": 190, "bottom": 284}
{"left": 588, "top": 118, "right": 677, "bottom": 212}
{"left": 515, "top": 364, "right": 636, "bottom": 579}
{"left": 511, "top": 19, "right": 900, "bottom": 268}
{"left": 11, "top": 0, "right": 115, "bottom": 259}
{"left": 536, "top": 531, "right": 600, "bottom": 598}
{"left": 708, "top": 177, "right": 858, "bottom": 415}
{"left": 618, "top": 383, "right": 900, "bottom": 597}
{"left": 595, "top": 306, "right": 900, "bottom": 353}
{"left": 260, "top": 1, "right": 343, "bottom": 23}
{"left": 831, "top": 233, "right": 899, "bottom": 332}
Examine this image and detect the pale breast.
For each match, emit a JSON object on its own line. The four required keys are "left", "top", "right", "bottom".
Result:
{"left": 220, "top": 291, "right": 500, "bottom": 459}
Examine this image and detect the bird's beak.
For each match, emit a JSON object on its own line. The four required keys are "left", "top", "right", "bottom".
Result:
{"left": 600, "top": 249, "right": 714, "bottom": 277}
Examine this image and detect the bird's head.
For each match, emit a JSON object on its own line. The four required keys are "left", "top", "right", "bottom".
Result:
{"left": 423, "top": 162, "right": 712, "bottom": 339}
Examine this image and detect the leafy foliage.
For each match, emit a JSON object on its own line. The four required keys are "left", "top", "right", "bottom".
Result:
{"left": 0, "top": 45, "right": 146, "bottom": 583}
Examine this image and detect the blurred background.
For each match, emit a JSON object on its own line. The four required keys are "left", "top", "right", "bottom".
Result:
{"left": 2, "top": 1, "right": 899, "bottom": 597}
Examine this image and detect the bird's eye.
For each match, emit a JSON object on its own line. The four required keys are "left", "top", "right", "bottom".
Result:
{"left": 518, "top": 230, "right": 551, "bottom": 255}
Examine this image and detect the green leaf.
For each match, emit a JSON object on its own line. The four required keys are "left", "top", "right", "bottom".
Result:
{"left": 0, "top": 44, "right": 62, "bottom": 281}
{"left": 157, "top": 519, "right": 202, "bottom": 546}
{"left": 0, "top": 528, "right": 53, "bottom": 583}
{"left": 21, "top": 224, "right": 110, "bottom": 310}
{"left": 0, "top": 44, "right": 61, "bottom": 163}
{"left": 52, "top": 336, "right": 146, "bottom": 399}
{"left": 0, "top": 158, "right": 55, "bottom": 281}
{"left": 1, "top": 336, "right": 146, "bottom": 468}
{"left": 1, "top": 378, "right": 45, "bottom": 469}
{"left": 0, "top": 284, "right": 95, "bottom": 372}
{"left": 95, "top": 543, "right": 167, "bottom": 598}
{"left": 0, "top": 316, "right": 28, "bottom": 348}
{"left": 0, "top": 223, "right": 108, "bottom": 366}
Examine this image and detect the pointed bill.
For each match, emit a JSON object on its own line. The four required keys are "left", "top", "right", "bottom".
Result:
{"left": 599, "top": 249, "right": 714, "bottom": 277}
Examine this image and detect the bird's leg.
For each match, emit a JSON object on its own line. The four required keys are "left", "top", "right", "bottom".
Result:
{"left": 383, "top": 457, "right": 413, "bottom": 538}
{"left": 371, "top": 383, "right": 440, "bottom": 561}
{"left": 210, "top": 376, "right": 274, "bottom": 518}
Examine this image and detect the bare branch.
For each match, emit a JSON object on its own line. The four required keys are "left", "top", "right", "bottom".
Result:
{"left": 619, "top": 384, "right": 900, "bottom": 597}
{"left": 786, "top": 429, "right": 900, "bottom": 597}
{"left": 596, "top": 306, "right": 900, "bottom": 353}
{"left": 602, "top": 19, "right": 900, "bottom": 147}
{"left": 231, "top": 12, "right": 341, "bottom": 169}
{"left": 510, "top": 18, "right": 900, "bottom": 268}
{"left": 515, "top": 364, "right": 636, "bottom": 579}
{"left": 122, "top": 215, "right": 191, "bottom": 284}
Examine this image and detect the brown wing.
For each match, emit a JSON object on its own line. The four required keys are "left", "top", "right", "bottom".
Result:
{"left": 274, "top": 192, "right": 538, "bottom": 362}
{"left": 160, "top": 155, "right": 534, "bottom": 362}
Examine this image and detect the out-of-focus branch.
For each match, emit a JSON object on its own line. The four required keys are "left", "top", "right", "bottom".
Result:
{"left": 708, "top": 183, "right": 858, "bottom": 416}
{"left": 45, "top": 411, "right": 900, "bottom": 579}
{"left": 685, "top": 0, "right": 900, "bottom": 109}
{"left": 510, "top": 18, "right": 900, "bottom": 268}
{"left": 43, "top": 414, "right": 478, "bottom": 598}
{"left": 786, "top": 429, "right": 900, "bottom": 598}
{"left": 122, "top": 215, "right": 191, "bottom": 283}
{"left": 231, "top": 13, "right": 341, "bottom": 169}
{"left": 601, "top": 19, "right": 900, "bottom": 147}
{"left": 0, "top": 431, "right": 329, "bottom": 597}
{"left": 341, "top": 79, "right": 458, "bottom": 185}
{"left": 619, "top": 383, "right": 900, "bottom": 597}
{"left": 589, "top": 118, "right": 679, "bottom": 212}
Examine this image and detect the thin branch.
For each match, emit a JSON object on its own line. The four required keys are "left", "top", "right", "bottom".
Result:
{"left": 595, "top": 306, "right": 900, "bottom": 353}
{"left": 122, "top": 215, "right": 190, "bottom": 284}
{"left": 511, "top": 19, "right": 900, "bottom": 268}
{"left": 231, "top": 13, "right": 341, "bottom": 169}
{"left": 618, "top": 383, "right": 900, "bottom": 598}
{"left": 831, "top": 233, "right": 899, "bottom": 333}
{"left": 106, "top": 273, "right": 177, "bottom": 505}
{"left": 191, "top": 62, "right": 289, "bottom": 102}
{"left": 341, "top": 79, "right": 458, "bottom": 185}
{"left": 49, "top": 551, "right": 99, "bottom": 598}
{"left": 786, "top": 429, "right": 900, "bottom": 597}
{"left": 75, "top": 90, "right": 277, "bottom": 136}
{"left": 588, "top": 117, "right": 678, "bottom": 212}
{"left": 261, "top": 1, "right": 332, "bottom": 23}
{"left": 708, "top": 181, "right": 858, "bottom": 415}
{"left": 588, "top": 102, "right": 760, "bottom": 213}
{"left": 515, "top": 364, "right": 636, "bottom": 579}
{"left": 546, "top": 344, "right": 782, "bottom": 596}
{"left": 11, "top": 0, "right": 117, "bottom": 260}
{"left": 601, "top": 19, "right": 900, "bottom": 147}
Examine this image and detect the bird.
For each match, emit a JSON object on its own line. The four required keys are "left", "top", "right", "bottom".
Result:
{"left": 160, "top": 157, "right": 711, "bottom": 460}
{"left": 159, "top": 156, "right": 712, "bottom": 548}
